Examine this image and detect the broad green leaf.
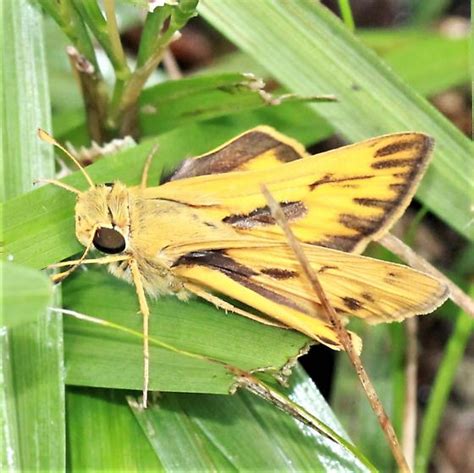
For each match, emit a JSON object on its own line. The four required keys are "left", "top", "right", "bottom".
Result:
{"left": 0, "top": 261, "right": 52, "bottom": 328}
{"left": 63, "top": 269, "right": 308, "bottom": 393}
{"left": 199, "top": 0, "right": 474, "bottom": 241}
{"left": 1, "top": 1, "right": 65, "bottom": 471}
{"left": 129, "top": 365, "right": 374, "bottom": 472}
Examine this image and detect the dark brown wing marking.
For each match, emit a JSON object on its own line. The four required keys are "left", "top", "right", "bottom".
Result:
{"left": 318, "top": 135, "right": 433, "bottom": 252}
{"left": 173, "top": 250, "right": 257, "bottom": 277}
{"left": 353, "top": 198, "right": 396, "bottom": 209}
{"left": 261, "top": 268, "right": 298, "bottom": 279}
{"left": 167, "top": 129, "right": 304, "bottom": 181}
{"left": 372, "top": 158, "right": 419, "bottom": 169}
{"left": 316, "top": 235, "right": 362, "bottom": 252}
{"left": 173, "top": 250, "right": 310, "bottom": 314}
{"left": 339, "top": 214, "right": 379, "bottom": 236}
{"left": 361, "top": 292, "right": 375, "bottom": 302}
{"left": 342, "top": 297, "right": 363, "bottom": 311}
{"left": 223, "top": 201, "right": 307, "bottom": 229}
{"left": 309, "top": 174, "right": 375, "bottom": 191}
{"left": 374, "top": 140, "right": 421, "bottom": 157}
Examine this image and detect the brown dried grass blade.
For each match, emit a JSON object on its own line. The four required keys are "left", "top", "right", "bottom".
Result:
{"left": 261, "top": 184, "right": 411, "bottom": 473}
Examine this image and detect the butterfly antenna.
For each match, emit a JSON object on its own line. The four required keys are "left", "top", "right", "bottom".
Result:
{"left": 38, "top": 128, "right": 95, "bottom": 189}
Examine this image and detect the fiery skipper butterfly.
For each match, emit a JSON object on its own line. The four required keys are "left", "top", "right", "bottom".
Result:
{"left": 41, "top": 127, "right": 448, "bottom": 405}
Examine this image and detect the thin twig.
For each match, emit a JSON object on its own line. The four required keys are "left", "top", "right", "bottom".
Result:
{"left": 162, "top": 48, "right": 183, "bottom": 79}
{"left": 378, "top": 233, "right": 474, "bottom": 318}
{"left": 103, "top": 0, "right": 127, "bottom": 72}
{"left": 115, "top": 27, "right": 177, "bottom": 136}
{"left": 402, "top": 317, "right": 418, "bottom": 471}
{"left": 66, "top": 46, "right": 109, "bottom": 143}
{"left": 262, "top": 185, "right": 411, "bottom": 473}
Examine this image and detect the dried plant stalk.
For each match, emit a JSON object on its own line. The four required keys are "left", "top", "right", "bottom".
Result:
{"left": 262, "top": 185, "right": 411, "bottom": 473}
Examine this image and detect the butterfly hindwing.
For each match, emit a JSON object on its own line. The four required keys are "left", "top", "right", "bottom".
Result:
{"left": 171, "top": 243, "right": 447, "bottom": 349}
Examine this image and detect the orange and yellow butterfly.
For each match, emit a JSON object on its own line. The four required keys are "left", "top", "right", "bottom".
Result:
{"left": 43, "top": 126, "right": 448, "bottom": 404}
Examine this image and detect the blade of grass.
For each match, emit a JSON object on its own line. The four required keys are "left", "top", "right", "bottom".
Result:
{"left": 415, "top": 287, "right": 474, "bottom": 473}
{"left": 128, "top": 394, "right": 236, "bottom": 471}
{"left": 1, "top": 1, "right": 65, "bottom": 471}
{"left": 62, "top": 269, "right": 308, "bottom": 393}
{"left": 337, "top": 0, "right": 355, "bottom": 31}
{"left": 139, "top": 72, "right": 334, "bottom": 136}
{"left": 360, "top": 29, "right": 469, "bottom": 97}
{"left": 67, "top": 388, "right": 164, "bottom": 471}
{"left": 1, "top": 262, "right": 52, "bottom": 328}
{"left": 129, "top": 365, "right": 374, "bottom": 472}
{"left": 62, "top": 301, "right": 373, "bottom": 469}
{"left": 56, "top": 71, "right": 333, "bottom": 144}
{"left": 207, "top": 29, "right": 469, "bottom": 100}
{"left": 199, "top": 0, "right": 474, "bottom": 241}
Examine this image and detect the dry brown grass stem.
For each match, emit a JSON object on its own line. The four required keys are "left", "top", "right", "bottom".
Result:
{"left": 262, "top": 185, "right": 411, "bottom": 473}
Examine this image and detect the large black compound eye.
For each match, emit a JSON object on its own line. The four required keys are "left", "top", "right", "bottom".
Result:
{"left": 93, "top": 227, "right": 126, "bottom": 254}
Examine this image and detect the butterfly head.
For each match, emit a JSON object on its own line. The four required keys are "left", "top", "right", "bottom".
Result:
{"left": 37, "top": 129, "right": 132, "bottom": 256}
{"left": 75, "top": 182, "right": 131, "bottom": 255}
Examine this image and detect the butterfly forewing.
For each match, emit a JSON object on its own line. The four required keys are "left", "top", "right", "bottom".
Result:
{"left": 166, "top": 126, "right": 308, "bottom": 181}
{"left": 148, "top": 131, "right": 433, "bottom": 254}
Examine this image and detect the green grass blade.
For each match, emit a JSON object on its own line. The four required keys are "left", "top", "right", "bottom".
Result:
{"left": 62, "top": 269, "right": 308, "bottom": 393}
{"left": 1, "top": 262, "right": 52, "bottom": 327}
{"left": 208, "top": 29, "right": 469, "bottom": 99}
{"left": 337, "top": 0, "right": 355, "bottom": 31}
{"left": 139, "top": 72, "right": 332, "bottom": 136}
{"left": 128, "top": 394, "right": 235, "bottom": 471}
{"left": 1, "top": 2, "right": 52, "bottom": 200}
{"left": 360, "top": 29, "right": 469, "bottom": 97}
{"left": 0, "top": 330, "right": 19, "bottom": 472}
{"left": 198, "top": 0, "right": 473, "bottom": 241}
{"left": 1, "top": 1, "right": 65, "bottom": 471}
{"left": 129, "top": 365, "right": 374, "bottom": 472}
{"left": 56, "top": 71, "right": 332, "bottom": 144}
{"left": 415, "top": 288, "right": 474, "bottom": 473}
{"left": 67, "top": 388, "right": 164, "bottom": 471}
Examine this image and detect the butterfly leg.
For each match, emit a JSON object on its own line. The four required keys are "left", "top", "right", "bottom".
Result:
{"left": 184, "top": 282, "right": 286, "bottom": 329}
{"left": 140, "top": 144, "right": 160, "bottom": 189}
{"left": 49, "top": 254, "right": 129, "bottom": 269}
{"left": 129, "top": 259, "right": 151, "bottom": 408}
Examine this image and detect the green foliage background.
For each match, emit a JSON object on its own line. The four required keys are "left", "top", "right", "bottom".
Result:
{"left": 1, "top": 0, "right": 472, "bottom": 471}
